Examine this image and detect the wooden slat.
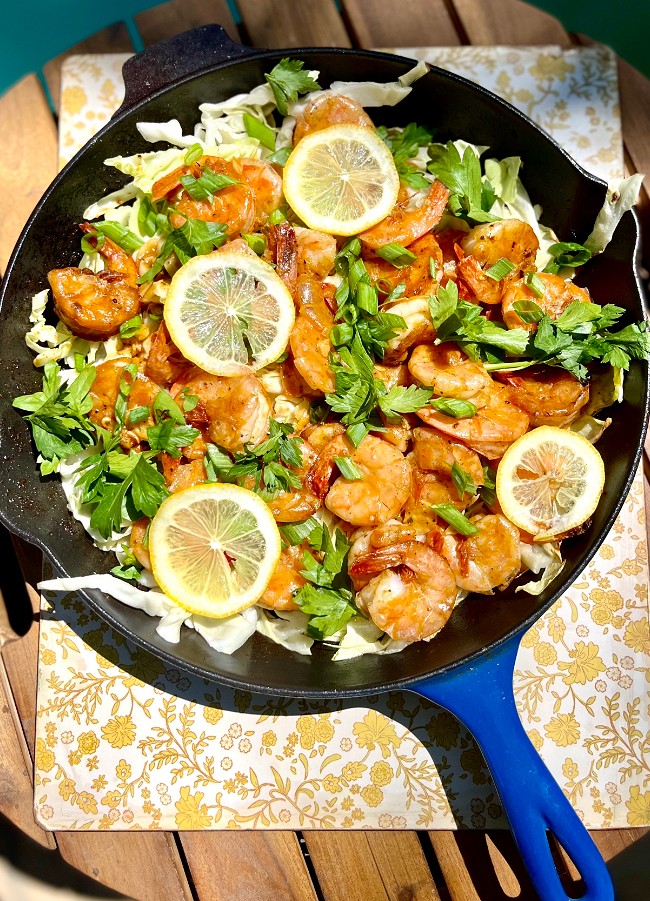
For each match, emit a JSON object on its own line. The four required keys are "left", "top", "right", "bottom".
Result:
{"left": 1, "top": 598, "right": 195, "bottom": 901}
{"left": 341, "top": 0, "right": 460, "bottom": 48}
{"left": 179, "top": 832, "right": 318, "bottom": 901}
{"left": 237, "top": 0, "right": 351, "bottom": 48}
{"left": 453, "top": 0, "right": 571, "bottom": 46}
{"left": 136, "top": 0, "right": 239, "bottom": 47}
{"left": 0, "top": 75, "right": 58, "bottom": 275}
{"left": 304, "top": 831, "right": 441, "bottom": 900}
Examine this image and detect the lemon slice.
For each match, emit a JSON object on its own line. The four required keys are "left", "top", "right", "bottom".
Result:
{"left": 283, "top": 123, "right": 400, "bottom": 235}
{"left": 149, "top": 483, "right": 281, "bottom": 618}
{"left": 164, "top": 251, "right": 295, "bottom": 375}
{"left": 496, "top": 426, "right": 605, "bottom": 541}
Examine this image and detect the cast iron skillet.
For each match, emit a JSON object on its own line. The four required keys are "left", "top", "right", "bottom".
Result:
{"left": 0, "top": 26, "right": 647, "bottom": 900}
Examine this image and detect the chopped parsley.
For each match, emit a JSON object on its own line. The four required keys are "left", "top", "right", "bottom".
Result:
{"left": 377, "top": 122, "right": 433, "bottom": 189}
{"left": 203, "top": 419, "right": 304, "bottom": 500}
{"left": 293, "top": 525, "right": 357, "bottom": 639}
{"left": 427, "top": 141, "right": 498, "bottom": 224}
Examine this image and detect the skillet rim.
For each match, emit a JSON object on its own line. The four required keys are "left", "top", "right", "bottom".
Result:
{"left": 0, "top": 44, "right": 648, "bottom": 696}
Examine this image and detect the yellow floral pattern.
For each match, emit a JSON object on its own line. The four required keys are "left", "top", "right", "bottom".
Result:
{"left": 33, "top": 47, "right": 649, "bottom": 831}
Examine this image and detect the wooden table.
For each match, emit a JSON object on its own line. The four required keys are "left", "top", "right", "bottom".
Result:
{"left": 0, "top": 2, "right": 648, "bottom": 899}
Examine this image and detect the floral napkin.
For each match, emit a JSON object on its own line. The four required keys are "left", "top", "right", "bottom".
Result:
{"left": 34, "top": 45, "right": 649, "bottom": 831}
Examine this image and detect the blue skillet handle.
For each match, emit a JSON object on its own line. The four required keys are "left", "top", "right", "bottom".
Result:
{"left": 413, "top": 635, "right": 613, "bottom": 901}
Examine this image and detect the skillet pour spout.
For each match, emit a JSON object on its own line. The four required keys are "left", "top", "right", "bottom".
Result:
{"left": 0, "top": 24, "right": 645, "bottom": 901}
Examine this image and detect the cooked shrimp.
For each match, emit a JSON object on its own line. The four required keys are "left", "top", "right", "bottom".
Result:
{"left": 268, "top": 221, "right": 298, "bottom": 291}
{"left": 457, "top": 219, "right": 539, "bottom": 305}
{"left": 412, "top": 427, "right": 484, "bottom": 486}
{"left": 501, "top": 273, "right": 591, "bottom": 331}
{"left": 360, "top": 180, "right": 450, "bottom": 249}
{"left": 152, "top": 157, "right": 283, "bottom": 235}
{"left": 438, "top": 513, "right": 521, "bottom": 593}
{"left": 307, "top": 433, "right": 411, "bottom": 527}
{"left": 295, "top": 227, "right": 337, "bottom": 278}
{"left": 293, "top": 92, "right": 373, "bottom": 144}
{"left": 350, "top": 540, "right": 457, "bottom": 642}
{"left": 417, "top": 381, "right": 529, "bottom": 460}
{"left": 48, "top": 225, "right": 140, "bottom": 341}
{"left": 89, "top": 359, "right": 159, "bottom": 449}
{"left": 145, "top": 322, "right": 190, "bottom": 388}
{"left": 160, "top": 456, "right": 206, "bottom": 492}
{"left": 404, "top": 468, "right": 467, "bottom": 531}
{"left": 365, "top": 232, "right": 443, "bottom": 298}
{"left": 172, "top": 368, "right": 270, "bottom": 451}
{"left": 408, "top": 343, "right": 492, "bottom": 400}
{"left": 495, "top": 368, "right": 590, "bottom": 427}
{"left": 258, "top": 543, "right": 306, "bottom": 612}
{"left": 130, "top": 518, "right": 152, "bottom": 571}
{"left": 301, "top": 421, "right": 345, "bottom": 452}
{"left": 381, "top": 297, "right": 436, "bottom": 364}
{"left": 290, "top": 292, "right": 337, "bottom": 393}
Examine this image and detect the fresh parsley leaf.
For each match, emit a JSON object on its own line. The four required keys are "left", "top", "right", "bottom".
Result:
{"left": 428, "top": 142, "right": 498, "bottom": 224}
{"left": 265, "top": 58, "right": 320, "bottom": 116}
{"left": 378, "top": 385, "right": 433, "bottom": 419}
{"left": 146, "top": 421, "right": 200, "bottom": 458}
{"left": 378, "top": 122, "right": 433, "bottom": 188}
{"left": 294, "top": 583, "right": 357, "bottom": 639}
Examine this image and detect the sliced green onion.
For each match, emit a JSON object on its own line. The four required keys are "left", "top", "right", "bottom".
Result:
{"left": 479, "top": 484, "right": 498, "bottom": 510}
{"left": 128, "top": 405, "right": 150, "bottom": 425}
{"left": 356, "top": 282, "right": 378, "bottom": 316}
{"left": 242, "top": 233, "right": 267, "bottom": 255}
{"left": 429, "top": 256, "right": 438, "bottom": 278}
{"left": 451, "top": 461, "right": 476, "bottom": 499}
{"left": 80, "top": 230, "right": 104, "bottom": 254}
{"left": 513, "top": 299, "right": 545, "bottom": 324}
{"left": 385, "top": 282, "right": 407, "bottom": 303}
{"left": 184, "top": 143, "right": 203, "bottom": 164}
{"left": 94, "top": 221, "right": 143, "bottom": 253}
{"left": 375, "top": 243, "right": 417, "bottom": 269}
{"left": 267, "top": 146, "right": 292, "bottom": 166}
{"left": 431, "top": 503, "right": 479, "bottom": 536}
{"left": 280, "top": 517, "right": 321, "bottom": 546}
{"left": 482, "top": 465, "right": 496, "bottom": 490}
{"left": 485, "top": 258, "right": 516, "bottom": 281}
{"left": 74, "top": 352, "right": 86, "bottom": 371}
{"left": 275, "top": 351, "right": 289, "bottom": 364}
{"left": 430, "top": 397, "right": 477, "bottom": 418}
{"left": 334, "top": 456, "right": 363, "bottom": 481}
{"left": 334, "top": 237, "right": 362, "bottom": 276}
{"left": 330, "top": 323, "right": 354, "bottom": 347}
{"left": 524, "top": 271, "right": 546, "bottom": 298}
{"left": 243, "top": 112, "right": 276, "bottom": 151}
{"left": 268, "top": 209, "right": 286, "bottom": 225}
{"left": 348, "top": 258, "right": 369, "bottom": 293}
{"left": 206, "top": 443, "right": 233, "bottom": 471}
{"left": 346, "top": 422, "right": 369, "bottom": 448}
{"left": 180, "top": 170, "right": 239, "bottom": 202}
{"left": 119, "top": 315, "right": 143, "bottom": 339}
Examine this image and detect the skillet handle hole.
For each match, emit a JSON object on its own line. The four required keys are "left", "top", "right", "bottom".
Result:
{"left": 547, "top": 830, "right": 587, "bottom": 899}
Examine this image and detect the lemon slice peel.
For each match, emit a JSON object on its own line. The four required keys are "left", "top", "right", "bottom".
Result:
{"left": 163, "top": 251, "right": 295, "bottom": 375}
{"left": 495, "top": 425, "right": 605, "bottom": 541}
{"left": 149, "top": 483, "right": 282, "bottom": 618}
{"left": 283, "top": 124, "right": 400, "bottom": 235}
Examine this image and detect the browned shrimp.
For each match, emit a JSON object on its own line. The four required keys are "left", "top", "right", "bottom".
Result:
{"left": 417, "top": 381, "right": 529, "bottom": 460}
{"left": 160, "top": 456, "right": 207, "bottom": 492}
{"left": 457, "top": 219, "right": 539, "bottom": 305}
{"left": 350, "top": 539, "right": 458, "bottom": 642}
{"left": 130, "top": 518, "right": 152, "bottom": 571}
{"left": 408, "top": 343, "right": 493, "bottom": 400}
{"left": 290, "top": 289, "right": 337, "bottom": 394}
{"left": 307, "top": 433, "right": 411, "bottom": 527}
{"left": 495, "top": 368, "right": 590, "bottom": 427}
{"left": 145, "top": 322, "right": 190, "bottom": 388}
{"left": 293, "top": 92, "right": 374, "bottom": 144}
{"left": 365, "top": 232, "right": 443, "bottom": 297}
{"left": 265, "top": 439, "right": 322, "bottom": 523}
{"left": 152, "top": 157, "right": 282, "bottom": 236}
{"left": 48, "top": 225, "right": 140, "bottom": 341}
{"left": 438, "top": 514, "right": 522, "bottom": 593}
{"left": 88, "top": 359, "right": 159, "bottom": 449}
{"left": 360, "top": 180, "right": 450, "bottom": 249}
{"left": 258, "top": 543, "right": 307, "bottom": 612}
{"left": 172, "top": 368, "right": 270, "bottom": 452}
{"left": 501, "top": 273, "right": 591, "bottom": 331}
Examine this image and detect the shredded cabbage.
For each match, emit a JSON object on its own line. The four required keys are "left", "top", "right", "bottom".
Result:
{"left": 585, "top": 174, "right": 644, "bottom": 254}
{"left": 517, "top": 542, "right": 565, "bottom": 595}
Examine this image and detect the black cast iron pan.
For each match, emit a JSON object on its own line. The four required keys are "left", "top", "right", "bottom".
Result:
{"left": 0, "top": 26, "right": 647, "bottom": 900}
